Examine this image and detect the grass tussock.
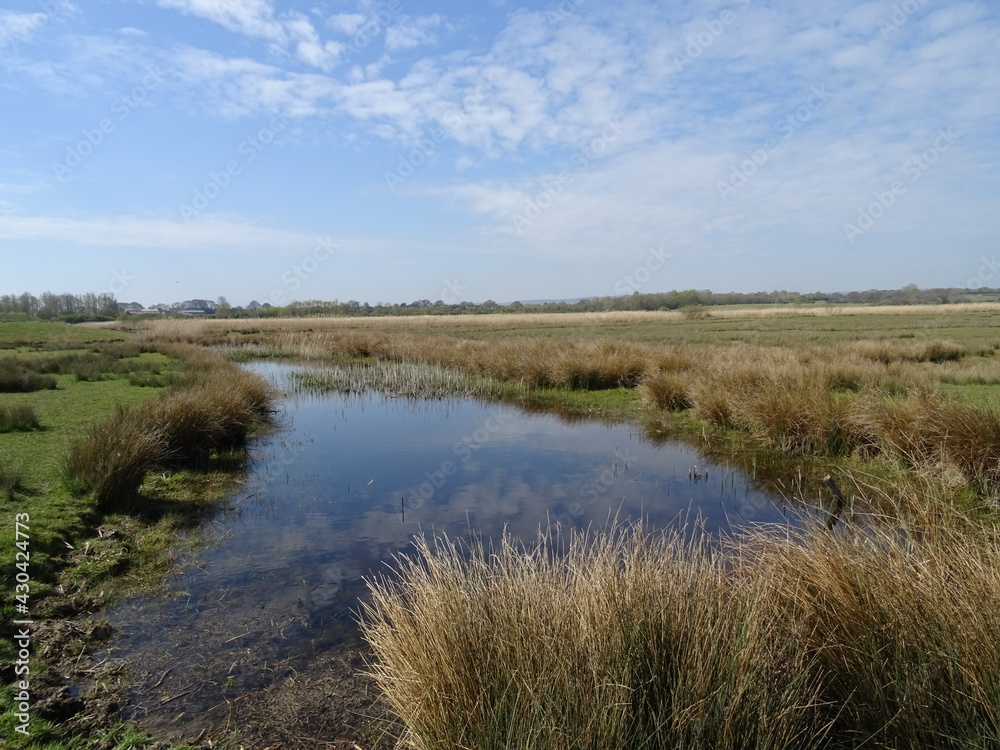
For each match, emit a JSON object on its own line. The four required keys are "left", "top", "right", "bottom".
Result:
{"left": 0, "top": 358, "right": 58, "bottom": 392}
{"left": 364, "top": 495, "right": 1000, "bottom": 750}
{"left": 0, "top": 460, "right": 26, "bottom": 500}
{"left": 0, "top": 404, "right": 41, "bottom": 432}
{"left": 66, "top": 352, "right": 274, "bottom": 509}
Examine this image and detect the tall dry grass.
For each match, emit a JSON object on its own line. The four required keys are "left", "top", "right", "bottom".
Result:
{"left": 129, "top": 303, "right": 1000, "bottom": 343}
{"left": 364, "top": 490, "right": 1000, "bottom": 749}
{"left": 66, "top": 348, "right": 274, "bottom": 509}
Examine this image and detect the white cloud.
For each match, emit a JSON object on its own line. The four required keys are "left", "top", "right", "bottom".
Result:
{"left": 328, "top": 13, "right": 365, "bottom": 36}
{"left": 385, "top": 14, "right": 443, "bottom": 52}
{"left": 0, "top": 213, "right": 317, "bottom": 252}
{"left": 0, "top": 10, "right": 49, "bottom": 49}
{"left": 156, "top": 0, "right": 286, "bottom": 41}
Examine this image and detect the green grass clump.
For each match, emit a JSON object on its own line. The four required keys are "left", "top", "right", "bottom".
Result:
{"left": 0, "top": 460, "right": 25, "bottom": 500}
{"left": 0, "top": 359, "right": 58, "bottom": 392}
{"left": 0, "top": 404, "right": 41, "bottom": 432}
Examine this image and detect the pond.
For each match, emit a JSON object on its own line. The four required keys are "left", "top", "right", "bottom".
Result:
{"left": 102, "top": 361, "right": 795, "bottom": 741}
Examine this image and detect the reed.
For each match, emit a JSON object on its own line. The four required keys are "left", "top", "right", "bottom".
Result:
{"left": 291, "top": 361, "right": 512, "bottom": 400}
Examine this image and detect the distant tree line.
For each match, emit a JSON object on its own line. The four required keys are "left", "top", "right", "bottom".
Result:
{"left": 3, "top": 285, "right": 999, "bottom": 322}
{"left": 0, "top": 291, "right": 120, "bottom": 322}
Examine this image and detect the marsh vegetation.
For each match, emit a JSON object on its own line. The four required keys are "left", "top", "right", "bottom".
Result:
{"left": 6, "top": 306, "right": 1000, "bottom": 748}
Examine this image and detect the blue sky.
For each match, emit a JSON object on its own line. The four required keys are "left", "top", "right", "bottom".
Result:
{"left": 1, "top": 0, "right": 998, "bottom": 306}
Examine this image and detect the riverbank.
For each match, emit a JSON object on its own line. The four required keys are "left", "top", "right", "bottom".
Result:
{"left": 0, "top": 322, "right": 275, "bottom": 748}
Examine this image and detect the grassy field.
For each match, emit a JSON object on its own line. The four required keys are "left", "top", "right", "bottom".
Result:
{"left": 0, "top": 322, "right": 274, "bottom": 749}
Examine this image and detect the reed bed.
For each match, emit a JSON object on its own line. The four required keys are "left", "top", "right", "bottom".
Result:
{"left": 291, "top": 361, "right": 514, "bottom": 400}
{"left": 363, "top": 490, "right": 1000, "bottom": 750}
{"left": 131, "top": 303, "right": 1000, "bottom": 343}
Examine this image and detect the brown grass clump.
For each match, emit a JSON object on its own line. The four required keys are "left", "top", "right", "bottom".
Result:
{"left": 363, "top": 526, "right": 824, "bottom": 750}
{"left": 66, "top": 406, "right": 170, "bottom": 508}
{"left": 639, "top": 371, "right": 691, "bottom": 410}
{"left": 364, "top": 494, "right": 1000, "bottom": 749}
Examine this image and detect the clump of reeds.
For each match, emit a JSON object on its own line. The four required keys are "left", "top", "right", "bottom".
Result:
{"left": 0, "top": 459, "right": 26, "bottom": 500}
{"left": 364, "top": 493, "right": 1000, "bottom": 749}
{"left": 66, "top": 405, "right": 169, "bottom": 506}
{"left": 0, "top": 404, "right": 41, "bottom": 432}
{"left": 66, "top": 355, "right": 274, "bottom": 509}
{"left": 638, "top": 371, "right": 690, "bottom": 410}
{"left": 291, "top": 362, "right": 509, "bottom": 400}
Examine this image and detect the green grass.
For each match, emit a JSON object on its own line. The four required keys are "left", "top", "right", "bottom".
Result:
{"left": 0, "top": 320, "right": 126, "bottom": 348}
{"left": 0, "top": 374, "right": 166, "bottom": 584}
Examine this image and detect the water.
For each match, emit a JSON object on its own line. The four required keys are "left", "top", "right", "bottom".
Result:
{"left": 104, "top": 362, "right": 794, "bottom": 736}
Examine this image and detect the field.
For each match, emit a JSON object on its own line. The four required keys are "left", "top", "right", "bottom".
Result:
{"left": 6, "top": 306, "right": 1000, "bottom": 749}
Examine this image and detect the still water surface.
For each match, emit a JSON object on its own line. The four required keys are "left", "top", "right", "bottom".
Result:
{"left": 106, "top": 362, "right": 793, "bottom": 729}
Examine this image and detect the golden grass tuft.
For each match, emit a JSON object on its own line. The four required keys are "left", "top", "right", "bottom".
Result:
{"left": 364, "top": 493, "right": 1000, "bottom": 749}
